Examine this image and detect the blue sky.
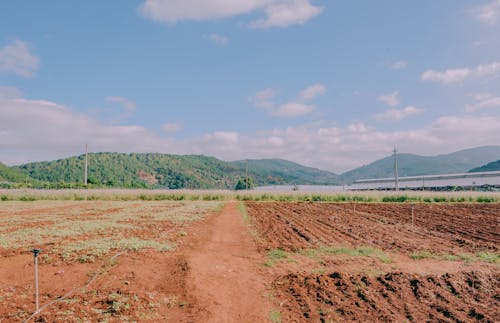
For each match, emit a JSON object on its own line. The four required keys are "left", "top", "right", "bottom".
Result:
{"left": 0, "top": 0, "right": 499, "bottom": 172}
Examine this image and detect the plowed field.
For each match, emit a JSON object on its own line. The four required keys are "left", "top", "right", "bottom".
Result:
{"left": 1, "top": 199, "right": 498, "bottom": 322}
{"left": 246, "top": 202, "right": 499, "bottom": 254}
{"left": 246, "top": 202, "right": 500, "bottom": 322}
{"left": 273, "top": 271, "right": 499, "bottom": 322}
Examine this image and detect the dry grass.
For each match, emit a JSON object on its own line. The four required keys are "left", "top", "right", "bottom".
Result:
{"left": 0, "top": 200, "right": 221, "bottom": 263}
{"left": 0, "top": 188, "right": 498, "bottom": 203}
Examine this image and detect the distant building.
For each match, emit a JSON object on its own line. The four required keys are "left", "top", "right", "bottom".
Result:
{"left": 351, "top": 171, "right": 500, "bottom": 191}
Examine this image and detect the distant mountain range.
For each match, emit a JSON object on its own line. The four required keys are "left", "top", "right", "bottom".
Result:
{"left": 1, "top": 145, "right": 499, "bottom": 188}
{"left": 338, "top": 146, "right": 500, "bottom": 184}
{"left": 9, "top": 153, "right": 337, "bottom": 189}
{"left": 469, "top": 160, "right": 500, "bottom": 173}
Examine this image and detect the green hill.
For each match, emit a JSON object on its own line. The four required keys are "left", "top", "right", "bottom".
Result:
{"left": 469, "top": 160, "right": 500, "bottom": 173}
{"left": 14, "top": 153, "right": 338, "bottom": 189}
{"left": 339, "top": 146, "right": 500, "bottom": 184}
{"left": 230, "top": 159, "right": 338, "bottom": 185}
{"left": 0, "top": 162, "right": 30, "bottom": 183}
{"left": 4, "top": 145, "right": 499, "bottom": 188}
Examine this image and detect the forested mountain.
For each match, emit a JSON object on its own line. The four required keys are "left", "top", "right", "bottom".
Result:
{"left": 230, "top": 159, "right": 337, "bottom": 185}
{"left": 14, "top": 153, "right": 338, "bottom": 189}
{"left": 469, "top": 160, "right": 500, "bottom": 173}
{"left": 0, "top": 162, "right": 29, "bottom": 183}
{"left": 3, "top": 146, "right": 499, "bottom": 189}
{"left": 339, "top": 146, "right": 500, "bottom": 184}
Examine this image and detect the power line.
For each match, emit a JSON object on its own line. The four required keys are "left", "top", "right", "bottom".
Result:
{"left": 393, "top": 146, "right": 399, "bottom": 191}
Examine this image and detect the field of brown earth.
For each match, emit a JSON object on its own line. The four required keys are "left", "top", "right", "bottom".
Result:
{"left": 0, "top": 200, "right": 224, "bottom": 322}
{"left": 245, "top": 202, "right": 500, "bottom": 322}
{"left": 1, "top": 199, "right": 499, "bottom": 322}
{"left": 246, "top": 202, "right": 499, "bottom": 254}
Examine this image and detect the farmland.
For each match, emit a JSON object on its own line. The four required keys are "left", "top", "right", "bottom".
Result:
{"left": 246, "top": 202, "right": 500, "bottom": 322}
{"left": 0, "top": 193, "right": 499, "bottom": 322}
{"left": 0, "top": 200, "right": 222, "bottom": 321}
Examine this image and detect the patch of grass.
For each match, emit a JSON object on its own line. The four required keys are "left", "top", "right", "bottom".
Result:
{"left": 476, "top": 196, "right": 496, "bottom": 203}
{"left": 106, "top": 293, "right": 131, "bottom": 314}
{"left": 409, "top": 251, "right": 434, "bottom": 260}
{"left": 410, "top": 251, "right": 499, "bottom": 263}
{"left": 311, "top": 268, "right": 326, "bottom": 274}
{"left": 237, "top": 202, "right": 249, "bottom": 222}
{"left": 1, "top": 189, "right": 498, "bottom": 203}
{"left": 268, "top": 309, "right": 282, "bottom": 323}
{"left": 477, "top": 252, "right": 499, "bottom": 264}
{"left": 265, "top": 249, "right": 291, "bottom": 267}
{"left": 301, "top": 246, "right": 392, "bottom": 263}
{"left": 382, "top": 195, "right": 409, "bottom": 203}
{"left": 61, "top": 237, "right": 172, "bottom": 261}
{"left": 0, "top": 220, "right": 133, "bottom": 249}
{"left": 19, "top": 196, "right": 36, "bottom": 201}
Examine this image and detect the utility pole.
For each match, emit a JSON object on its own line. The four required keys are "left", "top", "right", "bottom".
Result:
{"left": 245, "top": 160, "right": 248, "bottom": 190}
{"left": 393, "top": 146, "right": 399, "bottom": 191}
{"left": 84, "top": 144, "right": 88, "bottom": 186}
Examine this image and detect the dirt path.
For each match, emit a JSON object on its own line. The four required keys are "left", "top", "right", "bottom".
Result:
{"left": 186, "top": 201, "right": 271, "bottom": 323}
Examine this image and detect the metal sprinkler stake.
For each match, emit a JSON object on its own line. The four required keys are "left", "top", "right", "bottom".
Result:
{"left": 32, "top": 248, "right": 42, "bottom": 312}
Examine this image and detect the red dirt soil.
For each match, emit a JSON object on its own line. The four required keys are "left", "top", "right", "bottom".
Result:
{"left": 245, "top": 202, "right": 500, "bottom": 322}
{"left": 245, "top": 202, "right": 499, "bottom": 254}
{"left": 0, "top": 201, "right": 273, "bottom": 322}
{"left": 186, "top": 201, "right": 271, "bottom": 323}
{"left": 273, "top": 270, "right": 499, "bottom": 322}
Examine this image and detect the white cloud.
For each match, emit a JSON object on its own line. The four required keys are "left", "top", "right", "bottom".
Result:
{"left": 390, "top": 61, "right": 408, "bottom": 70}
{"left": 251, "top": 84, "right": 322, "bottom": 117}
{"left": 466, "top": 96, "right": 500, "bottom": 112}
{"left": 105, "top": 96, "right": 137, "bottom": 123}
{"left": 267, "top": 136, "right": 284, "bottom": 146}
{"left": 2, "top": 95, "right": 499, "bottom": 173}
{"left": 162, "top": 122, "right": 182, "bottom": 132}
{"left": 203, "top": 131, "right": 239, "bottom": 144}
{"left": 373, "top": 106, "right": 424, "bottom": 121}
{"left": 421, "top": 62, "right": 500, "bottom": 84}
{"left": 474, "top": 93, "right": 492, "bottom": 101}
{"left": 0, "top": 40, "right": 39, "bottom": 78}
{"left": 299, "top": 83, "right": 326, "bottom": 100}
{"left": 206, "top": 33, "right": 229, "bottom": 45}
{"left": 474, "top": 0, "right": 500, "bottom": 25}
{"left": 249, "top": 0, "right": 323, "bottom": 28}
{"left": 250, "top": 87, "right": 276, "bottom": 108}
{"left": 377, "top": 91, "right": 400, "bottom": 107}
{"left": 138, "top": 0, "right": 323, "bottom": 28}
{"left": 274, "top": 102, "right": 315, "bottom": 117}
{"left": 0, "top": 95, "right": 164, "bottom": 165}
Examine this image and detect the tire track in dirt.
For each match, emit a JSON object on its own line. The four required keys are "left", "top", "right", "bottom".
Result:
{"left": 185, "top": 201, "right": 272, "bottom": 323}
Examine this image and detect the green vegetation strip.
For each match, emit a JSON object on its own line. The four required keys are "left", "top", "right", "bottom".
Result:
{"left": 237, "top": 201, "right": 249, "bottom": 222}
{"left": 264, "top": 249, "right": 296, "bottom": 267}
{"left": 1, "top": 190, "right": 498, "bottom": 203}
{"left": 409, "top": 251, "right": 499, "bottom": 264}
{"left": 300, "top": 246, "right": 392, "bottom": 264}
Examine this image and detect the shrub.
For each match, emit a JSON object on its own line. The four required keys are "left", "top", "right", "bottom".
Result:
{"left": 433, "top": 196, "right": 447, "bottom": 203}
{"left": 476, "top": 196, "right": 495, "bottom": 203}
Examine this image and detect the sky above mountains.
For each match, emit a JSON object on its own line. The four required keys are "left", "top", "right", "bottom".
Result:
{"left": 0, "top": 0, "right": 499, "bottom": 172}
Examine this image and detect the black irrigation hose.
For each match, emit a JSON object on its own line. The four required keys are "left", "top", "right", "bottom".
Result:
{"left": 23, "top": 252, "right": 125, "bottom": 323}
